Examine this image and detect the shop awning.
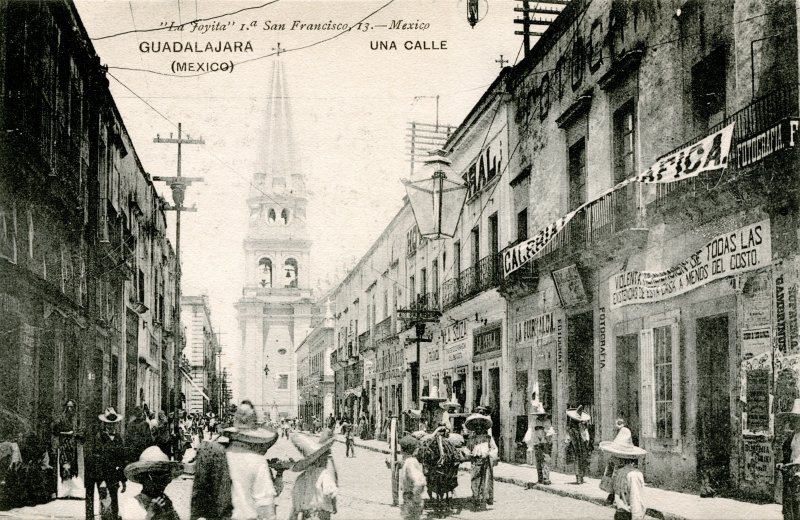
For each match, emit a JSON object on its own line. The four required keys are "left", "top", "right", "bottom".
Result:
{"left": 181, "top": 367, "right": 210, "bottom": 402}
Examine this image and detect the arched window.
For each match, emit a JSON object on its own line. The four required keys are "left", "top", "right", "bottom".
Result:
{"left": 280, "top": 209, "right": 289, "bottom": 225}
{"left": 284, "top": 258, "right": 298, "bottom": 288}
{"left": 258, "top": 257, "right": 273, "bottom": 287}
{"left": 268, "top": 209, "right": 276, "bottom": 223}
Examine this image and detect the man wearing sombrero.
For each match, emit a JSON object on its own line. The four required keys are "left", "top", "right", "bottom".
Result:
{"left": 464, "top": 408, "right": 497, "bottom": 511}
{"left": 599, "top": 427, "right": 647, "bottom": 520}
{"left": 124, "top": 446, "right": 183, "bottom": 520}
{"left": 565, "top": 406, "right": 592, "bottom": 485}
{"left": 85, "top": 407, "right": 126, "bottom": 520}
{"left": 288, "top": 428, "right": 338, "bottom": 520}
{"left": 530, "top": 400, "right": 554, "bottom": 485}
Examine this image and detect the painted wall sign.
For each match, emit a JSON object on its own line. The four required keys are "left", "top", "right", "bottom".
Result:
{"left": 553, "top": 265, "right": 587, "bottom": 307}
{"left": 742, "top": 271, "right": 772, "bottom": 330}
{"left": 474, "top": 325, "right": 502, "bottom": 358}
{"left": 610, "top": 220, "right": 772, "bottom": 309}
{"left": 736, "top": 117, "right": 799, "bottom": 168}
{"left": 446, "top": 342, "right": 467, "bottom": 363}
{"left": 744, "top": 369, "right": 770, "bottom": 433}
{"left": 743, "top": 328, "right": 772, "bottom": 358}
{"left": 789, "top": 285, "right": 798, "bottom": 353}
{"left": 777, "top": 274, "right": 787, "bottom": 353}
{"left": 598, "top": 307, "right": 606, "bottom": 369}
{"left": 637, "top": 123, "right": 735, "bottom": 184}
{"left": 440, "top": 319, "right": 468, "bottom": 345}
{"left": 557, "top": 318, "right": 563, "bottom": 374}
{"left": 515, "top": 312, "right": 554, "bottom": 345}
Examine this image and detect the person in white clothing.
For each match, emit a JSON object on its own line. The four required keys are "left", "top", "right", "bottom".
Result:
{"left": 599, "top": 427, "right": 647, "bottom": 520}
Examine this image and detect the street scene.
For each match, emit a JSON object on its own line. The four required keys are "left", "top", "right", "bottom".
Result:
{"left": 1, "top": 0, "right": 800, "bottom": 519}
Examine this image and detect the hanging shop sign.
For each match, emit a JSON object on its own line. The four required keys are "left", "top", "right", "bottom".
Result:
{"left": 737, "top": 117, "right": 799, "bottom": 168}
{"left": 473, "top": 323, "right": 502, "bottom": 358}
{"left": 552, "top": 265, "right": 588, "bottom": 307}
{"left": 610, "top": 219, "right": 771, "bottom": 309}
{"left": 637, "top": 123, "right": 735, "bottom": 183}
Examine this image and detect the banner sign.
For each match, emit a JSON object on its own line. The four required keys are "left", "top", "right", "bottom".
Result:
{"left": 503, "top": 210, "right": 577, "bottom": 277}
{"left": 637, "top": 123, "right": 735, "bottom": 184}
{"left": 737, "top": 117, "right": 799, "bottom": 168}
{"left": 610, "top": 219, "right": 771, "bottom": 309}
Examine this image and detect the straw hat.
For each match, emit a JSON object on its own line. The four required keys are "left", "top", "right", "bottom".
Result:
{"left": 223, "top": 407, "right": 278, "bottom": 451}
{"left": 565, "top": 406, "right": 591, "bottom": 423}
{"left": 420, "top": 385, "right": 447, "bottom": 403}
{"left": 440, "top": 395, "right": 461, "bottom": 411}
{"left": 291, "top": 428, "right": 336, "bottom": 472}
{"left": 98, "top": 407, "right": 123, "bottom": 423}
{"left": 464, "top": 413, "right": 492, "bottom": 432}
{"left": 124, "top": 446, "right": 184, "bottom": 483}
{"left": 599, "top": 427, "right": 646, "bottom": 459}
{"left": 530, "top": 400, "right": 548, "bottom": 415}
{"left": 399, "top": 435, "right": 419, "bottom": 454}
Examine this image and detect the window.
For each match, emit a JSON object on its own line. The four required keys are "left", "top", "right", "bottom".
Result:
{"left": 0, "top": 201, "right": 16, "bottom": 263}
{"left": 568, "top": 138, "right": 587, "bottom": 210}
{"left": 517, "top": 209, "right": 528, "bottom": 242}
{"left": 654, "top": 326, "right": 673, "bottom": 439}
{"left": 277, "top": 374, "right": 289, "bottom": 390}
{"left": 692, "top": 47, "right": 727, "bottom": 130}
{"left": 420, "top": 268, "right": 427, "bottom": 297}
{"left": 408, "top": 275, "right": 415, "bottom": 305}
{"left": 431, "top": 259, "right": 439, "bottom": 295}
{"left": 613, "top": 100, "right": 636, "bottom": 184}
{"left": 538, "top": 73, "right": 551, "bottom": 120}
{"left": 453, "top": 241, "right": 461, "bottom": 276}
{"left": 137, "top": 269, "right": 146, "bottom": 303}
{"left": 471, "top": 226, "right": 480, "bottom": 266}
{"left": 383, "top": 290, "right": 389, "bottom": 320}
{"left": 406, "top": 226, "right": 419, "bottom": 257}
{"left": 488, "top": 213, "right": 499, "bottom": 255}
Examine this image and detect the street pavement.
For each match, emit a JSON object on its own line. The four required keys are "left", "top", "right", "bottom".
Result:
{"left": 2, "top": 433, "right": 613, "bottom": 519}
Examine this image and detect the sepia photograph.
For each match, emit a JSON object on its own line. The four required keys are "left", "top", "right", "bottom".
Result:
{"left": 0, "top": 0, "right": 798, "bottom": 519}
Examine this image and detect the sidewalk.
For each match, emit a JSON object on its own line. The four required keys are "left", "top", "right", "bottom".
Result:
{"left": 336, "top": 433, "right": 782, "bottom": 520}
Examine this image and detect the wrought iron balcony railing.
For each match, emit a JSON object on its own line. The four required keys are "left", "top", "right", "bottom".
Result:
{"left": 441, "top": 251, "right": 502, "bottom": 310}
{"left": 374, "top": 316, "right": 394, "bottom": 342}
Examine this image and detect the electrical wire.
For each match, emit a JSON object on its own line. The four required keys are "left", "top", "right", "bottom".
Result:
{"left": 92, "top": 0, "right": 281, "bottom": 40}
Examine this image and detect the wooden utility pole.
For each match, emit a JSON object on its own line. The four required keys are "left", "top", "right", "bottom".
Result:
{"left": 152, "top": 122, "right": 204, "bottom": 443}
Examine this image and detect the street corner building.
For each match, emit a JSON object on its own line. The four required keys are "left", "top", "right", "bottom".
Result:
{"left": 320, "top": 0, "right": 800, "bottom": 504}
{"left": 0, "top": 0, "right": 226, "bottom": 453}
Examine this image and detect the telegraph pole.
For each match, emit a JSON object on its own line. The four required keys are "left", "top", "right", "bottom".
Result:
{"left": 152, "top": 122, "right": 204, "bottom": 443}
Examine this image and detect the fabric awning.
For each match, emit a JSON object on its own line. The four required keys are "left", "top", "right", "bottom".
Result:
{"left": 181, "top": 368, "right": 210, "bottom": 402}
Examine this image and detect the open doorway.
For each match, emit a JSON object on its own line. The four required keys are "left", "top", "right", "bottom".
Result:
{"left": 696, "top": 314, "right": 731, "bottom": 494}
{"left": 616, "top": 334, "right": 640, "bottom": 446}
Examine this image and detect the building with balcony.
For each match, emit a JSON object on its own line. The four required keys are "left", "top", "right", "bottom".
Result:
{"left": 0, "top": 0, "right": 177, "bottom": 439}
{"left": 297, "top": 302, "right": 335, "bottom": 425}
{"left": 499, "top": 0, "right": 800, "bottom": 499}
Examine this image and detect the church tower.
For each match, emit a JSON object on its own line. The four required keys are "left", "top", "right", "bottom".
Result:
{"left": 236, "top": 52, "right": 312, "bottom": 421}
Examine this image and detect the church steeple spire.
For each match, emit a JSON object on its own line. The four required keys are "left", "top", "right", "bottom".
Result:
{"left": 252, "top": 49, "right": 305, "bottom": 198}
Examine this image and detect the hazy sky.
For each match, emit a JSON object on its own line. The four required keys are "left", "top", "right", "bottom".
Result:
{"left": 74, "top": 0, "right": 522, "bottom": 371}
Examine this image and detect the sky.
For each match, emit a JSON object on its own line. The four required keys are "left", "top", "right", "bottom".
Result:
{"left": 73, "top": 0, "right": 522, "bottom": 374}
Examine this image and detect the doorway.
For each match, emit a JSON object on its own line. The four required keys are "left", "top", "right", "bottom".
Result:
{"left": 472, "top": 370, "right": 483, "bottom": 410}
{"left": 489, "top": 367, "right": 501, "bottom": 441}
{"left": 567, "top": 312, "right": 594, "bottom": 409}
{"left": 696, "top": 314, "right": 731, "bottom": 493}
{"left": 616, "top": 334, "right": 640, "bottom": 446}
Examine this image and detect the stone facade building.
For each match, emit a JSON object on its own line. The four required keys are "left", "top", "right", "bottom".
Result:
{"left": 0, "top": 0, "right": 178, "bottom": 439}
{"left": 181, "top": 295, "right": 222, "bottom": 415}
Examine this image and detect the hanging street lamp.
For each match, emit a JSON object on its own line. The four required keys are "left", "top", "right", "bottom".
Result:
{"left": 402, "top": 149, "right": 467, "bottom": 240}
{"left": 467, "top": 0, "right": 480, "bottom": 27}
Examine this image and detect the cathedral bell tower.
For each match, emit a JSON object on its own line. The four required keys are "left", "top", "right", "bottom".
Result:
{"left": 236, "top": 51, "right": 312, "bottom": 421}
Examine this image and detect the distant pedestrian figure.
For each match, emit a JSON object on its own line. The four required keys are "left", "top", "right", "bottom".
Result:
{"left": 343, "top": 420, "right": 355, "bottom": 458}
{"left": 464, "top": 409, "right": 496, "bottom": 511}
{"left": 327, "top": 414, "right": 336, "bottom": 430}
{"left": 289, "top": 429, "right": 338, "bottom": 520}
{"left": 124, "top": 446, "right": 183, "bottom": 520}
{"left": 85, "top": 407, "right": 126, "bottom": 520}
{"left": 530, "top": 402, "right": 554, "bottom": 485}
{"left": 599, "top": 428, "right": 647, "bottom": 520}
{"left": 51, "top": 399, "right": 86, "bottom": 499}
{"left": 565, "top": 406, "right": 592, "bottom": 484}
{"left": 126, "top": 406, "right": 154, "bottom": 464}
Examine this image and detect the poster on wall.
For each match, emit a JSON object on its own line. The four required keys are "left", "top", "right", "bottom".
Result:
{"left": 743, "top": 438, "right": 774, "bottom": 488}
{"left": 743, "top": 368, "right": 770, "bottom": 434}
{"left": 609, "top": 220, "right": 772, "bottom": 309}
{"left": 552, "top": 265, "right": 587, "bottom": 307}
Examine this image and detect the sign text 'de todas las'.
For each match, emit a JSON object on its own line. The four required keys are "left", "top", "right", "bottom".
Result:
{"left": 609, "top": 220, "right": 771, "bottom": 309}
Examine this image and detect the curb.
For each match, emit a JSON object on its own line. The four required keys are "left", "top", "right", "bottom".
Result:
{"left": 337, "top": 437, "right": 675, "bottom": 520}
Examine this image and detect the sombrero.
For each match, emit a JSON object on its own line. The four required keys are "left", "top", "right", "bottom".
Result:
{"left": 99, "top": 407, "right": 123, "bottom": 423}
{"left": 565, "top": 406, "right": 591, "bottom": 422}
{"left": 124, "top": 446, "right": 184, "bottom": 483}
{"left": 440, "top": 395, "right": 461, "bottom": 411}
{"left": 420, "top": 385, "right": 447, "bottom": 403}
{"left": 410, "top": 430, "right": 427, "bottom": 440}
{"left": 599, "top": 427, "right": 646, "bottom": 459}
{"left": 223, "top": 406, "right": 278, "bottom": 452}
{"left": 464, "top": 413, "right": 492, "bottom": 432}
{"left": 291, "top": 428, "right": 336, "bottom": 472}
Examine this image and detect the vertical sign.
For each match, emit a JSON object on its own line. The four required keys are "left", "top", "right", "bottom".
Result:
{"left": 777, "top": 274, "right": 787, "bottom": 353}
{"left": 556, "top": 319, "right": 563, "bottom": 374}
{"left": 598, "top": 307, "right": 606, "bottom": 369}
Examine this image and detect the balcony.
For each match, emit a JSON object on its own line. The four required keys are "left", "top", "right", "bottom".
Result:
{"left": 330, "top": 349, "right": 346, "bottom": 371}
{"left": 441, "top": 252, "right": 502, "bottom": 310}
{"left": 358, "top": 330, "right": 373, "bottom": 354}
{"left": 650, "top": 87, "right": 799, "bottom": 219}
{"left": 374, "top": 316, "right": 395, "bottom": 342}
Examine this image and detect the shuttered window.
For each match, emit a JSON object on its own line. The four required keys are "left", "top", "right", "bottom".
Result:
{"left": 640, "top": 322, "right": 680, "bottom": 440}
{"left": 639, "top": 329, "right": 656, "bottom": 438}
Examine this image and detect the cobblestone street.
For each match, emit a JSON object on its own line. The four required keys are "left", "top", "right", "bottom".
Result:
{"left": 2, "top": 436, "right": 612, "bottom": 519}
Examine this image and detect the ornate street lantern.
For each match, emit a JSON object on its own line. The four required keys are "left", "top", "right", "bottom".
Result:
{"left": 403, "top": 150, "right": 466, "bottom": 240}
{"left": 467, "top": 0, "right": 479, "bottom": 27}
